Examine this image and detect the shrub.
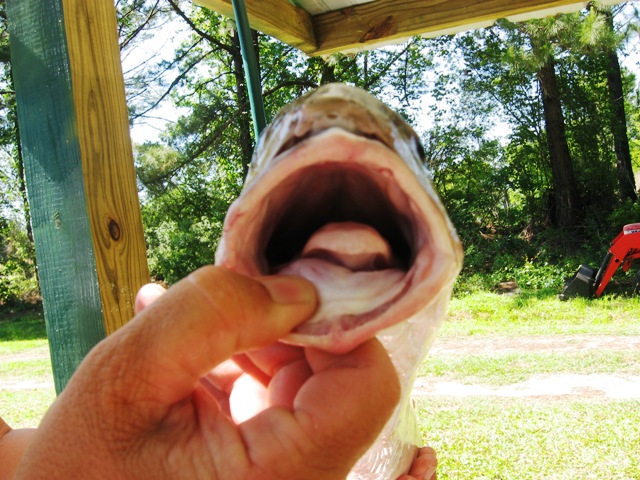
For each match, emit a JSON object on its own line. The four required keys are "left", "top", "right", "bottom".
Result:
{"left": 0, "top": 218, "right": 39, "bottom": 307}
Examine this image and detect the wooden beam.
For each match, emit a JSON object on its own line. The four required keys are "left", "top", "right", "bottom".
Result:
{"left": 196, "top": 0, "right": 317, "bottom": 53}
{"left": 61, "top": 0, "right": 150, "bottom": 335}
{"left": 7, "top": 0, "right": 149, "bottom": 392}
{"left": 312, "top": 0, "right": 624, "bottom": 56}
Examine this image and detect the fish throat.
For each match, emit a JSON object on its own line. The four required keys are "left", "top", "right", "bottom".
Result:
{"left": 264, "top": 162, "right": 414, "bottom": 273}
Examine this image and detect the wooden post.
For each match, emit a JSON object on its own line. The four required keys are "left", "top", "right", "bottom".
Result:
{"left": 7, "top": 0, "right": 149, "bottom": 393}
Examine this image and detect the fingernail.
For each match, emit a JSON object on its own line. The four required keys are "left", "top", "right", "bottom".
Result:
{"left": 258, "top": 275, "right": 317, "bottom": 305}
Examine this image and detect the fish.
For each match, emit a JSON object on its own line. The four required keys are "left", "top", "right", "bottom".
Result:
{"left": 215, "top": 83, "right": 463, "bottom": 479}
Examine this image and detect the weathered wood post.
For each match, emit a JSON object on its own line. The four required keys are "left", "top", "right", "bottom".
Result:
{"left": 7, "top": 0, "right": 149, "bottom": 393}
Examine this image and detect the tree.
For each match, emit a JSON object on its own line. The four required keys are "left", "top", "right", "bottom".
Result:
{"left": 526, "top": 18, "right": 582, "bottom": 228}
{"left": 588, "top": 4, "right": 637, "bottom": 201}
{"left": 451, "top": 25, "right": 558, "bottom": 229}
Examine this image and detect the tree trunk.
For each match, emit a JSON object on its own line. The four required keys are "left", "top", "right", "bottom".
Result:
{"left": 320, "top": 61, "right": 336, "bottom": 84}
{"left": 8, "top": 66, "right": 34, "bottom": 245}
{"left": 537, "top": 57, "right": 581, "bottom": 228}
{"left": 600, "top": 7, "right": 637, "bottom": 202}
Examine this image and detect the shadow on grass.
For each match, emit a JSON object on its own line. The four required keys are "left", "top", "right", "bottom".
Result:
{"left": 496, "top": 288, "right": 560, "bottom": 312}
{"left": 507, "top": 282, "right": 638, "bottom": 308}
{"left": 0, "top": 308, "right": 47, "bottom": 341}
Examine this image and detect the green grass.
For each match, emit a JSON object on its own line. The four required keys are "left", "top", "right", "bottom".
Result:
{"left": 0, "top": 310, "right": 47, "bottom": 342}
{"left": 1, "top": 308, "right": 54, "bottom": 428}
{"left": 420, "top": 350, "right": 640, "bottom": 384}
{"left": 0, "top": 390, "right": 56, "bottom": 429}
{"left": 444, "top": 289, "right": 640, "bottom": 337}
{"left": 416, "top": 397, "right": 640, "bottom": 479}
{"left": 413, "top": 289, "right": 640, "bottom": 478}
{"left": 0, "top": 358, "right": 53, "bottom": 383}
{"left": 0, "top": 339, "right": 48, "bottom": 356}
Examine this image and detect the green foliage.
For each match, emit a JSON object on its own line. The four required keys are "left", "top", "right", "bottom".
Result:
{"left": 144, "top": 213, "right": 224, "bottom": 284}
{"left": 135, "top": 141, "right": 242, "bottom": 283}
{"left": 607, "top": 199, "right": 640, "bottom": 232}
{"left": 0, "top": 217, "right": 38, "bottom": 307}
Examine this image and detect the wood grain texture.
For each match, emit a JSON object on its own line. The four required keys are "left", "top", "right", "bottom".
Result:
{"left": 196, "top": 0, "right": 317, "bottom": 53}
{"left": 198, "top": 0, "right": 622, "bottom": 55}
{"left": 313, "top": 0, "right": 624, "bottom": 55}
{"left": 7, "top": 0, "right": 107, "bottom": 393}
{"left": 61, "top": 0, "right": 150, "bottom": 335}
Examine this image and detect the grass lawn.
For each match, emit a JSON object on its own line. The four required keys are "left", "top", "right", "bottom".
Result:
{"left": 444, "top": 288, "right": 640, "bottom": 337}
{"left": 417, "top": 397, "right": 640, "bottom": 479}
{"left": 0, "top": 309, "right": 55, "bottom": 428}
{"left": 415, "top": 289, "right": 640, "bottom": 479}
{"left": 420, "top": 349, "right": 640, "bottom": 384}
{"left": 1, "top": 289, "right": 639, "bottom": 477}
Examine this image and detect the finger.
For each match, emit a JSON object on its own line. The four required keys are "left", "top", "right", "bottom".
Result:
{"left": 213, "top": 348, "right": 310, "bottom": 420}
{"left": 134, "top": 283, "right": 166, "bottom": 313}
{"left": 268, "top": 357, "right": 312, "bottom": 409}
{"left": 92, "top": 267, "right": 317, "bottom": 409}
{"left": 232, "top": 353, "right": 272, "bottom": 387}
{"left": 199, "top": 375, "right": 233, "bottom": 415}
{"left": 241, "top": 338, "right": 400, "bottom": 476}
{"left": 242, "top": 343, "right": 309, "bottom": 410}
{"left": 404, "top": 446, "right": 438, "bottom": 480}
{"left": 296, "top": 340, "right": 400, "bottom": 458}
{"left": 242, "top": 342, "right": 305, "bottom": 383}
{"left": 208, "top": 358, "right": 247, "bottom": 393}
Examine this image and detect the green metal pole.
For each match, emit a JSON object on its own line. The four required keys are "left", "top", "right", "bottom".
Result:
{"left": 231, "top": 0, "right": 268, "bottom": 136}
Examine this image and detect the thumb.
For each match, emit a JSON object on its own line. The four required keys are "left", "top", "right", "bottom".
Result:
{"left": 90, "top": 266, "right": 317, "bottom": 407}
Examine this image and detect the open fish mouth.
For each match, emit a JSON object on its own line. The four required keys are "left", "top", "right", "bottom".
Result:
{"left": 216, "top": 86, "right": 462, "bottom": 354}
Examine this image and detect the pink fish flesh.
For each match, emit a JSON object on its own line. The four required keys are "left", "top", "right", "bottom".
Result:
{"left": 215, "top": 83, "right": 463, "bottom": 479}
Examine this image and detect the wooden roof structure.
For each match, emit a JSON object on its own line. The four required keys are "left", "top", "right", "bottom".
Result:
{"left": 197, "top": 0, "right": 623, "bottom": 56}
{"left": 6, "top": 0, "right": 626, "bottom": 392}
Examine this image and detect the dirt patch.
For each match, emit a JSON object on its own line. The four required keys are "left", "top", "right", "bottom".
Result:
{"left": 0, "top": 379, "right": 54, "bottom": 392}
{"left": 415, "top": 335, "right": 640, "bottom": 400}
{"left": 430, "top": 335, "right": 640, "bottom": 356}
{"left": 0, "top": 344, "right": 50, "bottom": 363}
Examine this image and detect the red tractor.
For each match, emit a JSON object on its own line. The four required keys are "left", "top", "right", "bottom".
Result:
{"left": 560, "top": 223, "right": 640, "bottom": 300}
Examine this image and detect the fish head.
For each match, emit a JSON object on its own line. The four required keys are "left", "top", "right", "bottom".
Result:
{"left": 215, "top": 83, "right": 462, "bottom": 354}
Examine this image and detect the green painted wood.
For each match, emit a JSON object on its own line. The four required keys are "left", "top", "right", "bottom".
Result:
{"left": 7, "top": 0, "right": 107, "bottom": 394}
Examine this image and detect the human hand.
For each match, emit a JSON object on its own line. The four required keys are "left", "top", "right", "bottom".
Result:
{"left": 139, "top": 278, "right": 438, "bottom": 480}
{"left": 14, "top": 266, "right": 400, "bottom": 479}
{"left": 398, "top": 447, "right": 438, "bottom": 480}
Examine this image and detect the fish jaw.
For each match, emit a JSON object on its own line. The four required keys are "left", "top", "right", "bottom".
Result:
{"left": 215, "top": 127, "right": 462, "bottom": 354}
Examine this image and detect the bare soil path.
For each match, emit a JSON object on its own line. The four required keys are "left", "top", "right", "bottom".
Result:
{"left": 429, "top": 334, "right": 640, "bottom": 356}
{"left": 0, "top": 344, "right": 50, "bottom": 363}
{"left": 413, "top": 373, "right": 640, "bottom": 399}
{"left": 412, "top": 334, "right": 640, "bottom": 400}
{"left": 4, "top": 336, "right": 640, "bottom": 399}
